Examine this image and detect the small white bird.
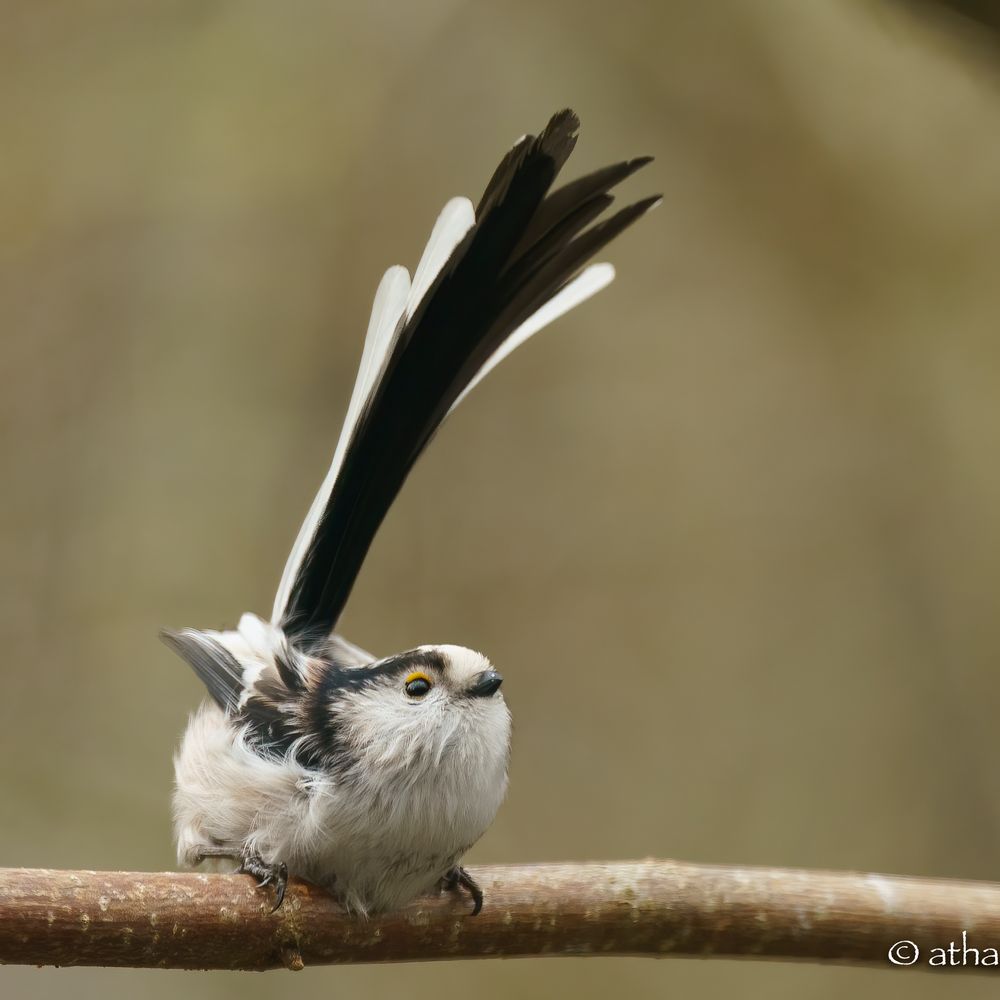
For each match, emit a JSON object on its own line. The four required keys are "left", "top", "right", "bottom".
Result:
{"left": 165, "top": 109, "right": 656, "bottom": 916}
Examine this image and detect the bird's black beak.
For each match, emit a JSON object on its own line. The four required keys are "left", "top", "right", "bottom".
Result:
{"left": 469, "top": 669, "right": 503, "bottom": 698}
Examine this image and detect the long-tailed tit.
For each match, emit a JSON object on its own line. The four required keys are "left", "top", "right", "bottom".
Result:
{"left": 164, "top": 109, "right": 656, "bottom": 916}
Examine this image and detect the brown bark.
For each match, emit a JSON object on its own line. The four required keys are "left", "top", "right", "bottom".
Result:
{"left": 2, "top": 860, "right": 999, "bottom": 972}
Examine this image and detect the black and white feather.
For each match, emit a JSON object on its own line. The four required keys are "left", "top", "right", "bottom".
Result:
{"left": 165, "top": 109, "right": 656, "bottom": 916}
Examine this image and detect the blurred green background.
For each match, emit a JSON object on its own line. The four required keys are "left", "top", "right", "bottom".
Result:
{"left": 3, "top": 1, "right": 1000, "bottom": 997}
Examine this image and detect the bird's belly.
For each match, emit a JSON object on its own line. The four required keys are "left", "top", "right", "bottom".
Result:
{"left": 174, "top": 703, "right": 508, "bottom": 915}
{"left": 292, "top": 772, "right": 503, "bottom": 914}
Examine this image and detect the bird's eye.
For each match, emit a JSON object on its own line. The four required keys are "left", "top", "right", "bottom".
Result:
{"left": 404, "top": 672, "right": 432, "bottom": 698}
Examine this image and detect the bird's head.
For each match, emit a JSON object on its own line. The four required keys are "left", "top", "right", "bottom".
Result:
{"left": 319, "top": 644, "right": 511, "bottom": 781}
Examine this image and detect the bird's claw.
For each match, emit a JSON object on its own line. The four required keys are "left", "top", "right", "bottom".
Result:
{"left": 442, "top": 865, "right": 483, "bottom": 916}
{"left": 239, "top": 854, "right": 288, "bottom": 912}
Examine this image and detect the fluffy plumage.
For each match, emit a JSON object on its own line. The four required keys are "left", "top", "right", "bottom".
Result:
{"left": 173, "top": 618, "right": 509, "bottom": 915}
{"left": 167, "top": 109, "right": 656, "bottom": 916}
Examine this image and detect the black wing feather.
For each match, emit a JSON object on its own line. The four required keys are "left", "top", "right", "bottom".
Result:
{"left": 281, "top": 109, "right": 657, "bottom": 649}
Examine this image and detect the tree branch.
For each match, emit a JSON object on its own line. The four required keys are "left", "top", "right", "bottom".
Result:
{"left": 2, "top": 861, "right": 999, "bottom": 972}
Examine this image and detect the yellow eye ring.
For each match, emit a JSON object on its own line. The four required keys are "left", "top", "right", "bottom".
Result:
{"left": 404, "top": 672, "right": 432, "bottom": 698}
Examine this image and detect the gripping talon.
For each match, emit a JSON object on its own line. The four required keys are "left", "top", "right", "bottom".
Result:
{"left": 443, "top": 865, "right": 483, "bottom": 916}
{"left": 272, "top": 863, "right": 288, "bottom": 911}
{"left": 239, "top": 853, "right": 289, "bottom": 911}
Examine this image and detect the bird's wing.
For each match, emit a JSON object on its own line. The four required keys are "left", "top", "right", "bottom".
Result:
{"left": 163, "top": 625, "right": 326, "bottom": 761}
{"left": 161, "top": 629, "right": 247, "bottom": 714}
{"left": 272, "top": 109, "right": 658, "bottom": 651}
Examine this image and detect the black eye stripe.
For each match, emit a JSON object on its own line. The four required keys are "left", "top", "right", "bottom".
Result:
{"left": 380, "top": 649, "right": 447, "bottom": 676}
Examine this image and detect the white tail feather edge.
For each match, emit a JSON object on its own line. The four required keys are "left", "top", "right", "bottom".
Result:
{"left": 271, "top": 265, "right": 410, "bottom": 623}
{"left": 407, "top": 197, "right": 475, "bottom": 318}
{"left": 449, "top": 262, "right": 615, "bottom": 412}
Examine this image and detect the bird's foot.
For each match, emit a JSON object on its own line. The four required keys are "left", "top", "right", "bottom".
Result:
{"left": 238, "top": 852, "right": 289, "bottom": 912}
{"left": 442, "top": 865, "right": 483, "bottom": 916}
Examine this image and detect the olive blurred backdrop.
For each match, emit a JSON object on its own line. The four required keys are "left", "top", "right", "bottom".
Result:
{"left": 3, "top": 1, "right": 1000, "bottom": 997}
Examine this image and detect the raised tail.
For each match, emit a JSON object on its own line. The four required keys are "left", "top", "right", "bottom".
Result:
{"left": 273, "top": 109, "right": 658, "bottom": 651}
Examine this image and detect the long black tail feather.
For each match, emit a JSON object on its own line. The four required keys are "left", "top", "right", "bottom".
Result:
{"left": 281, "top": 110, "right": 657, "bottom": 649}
